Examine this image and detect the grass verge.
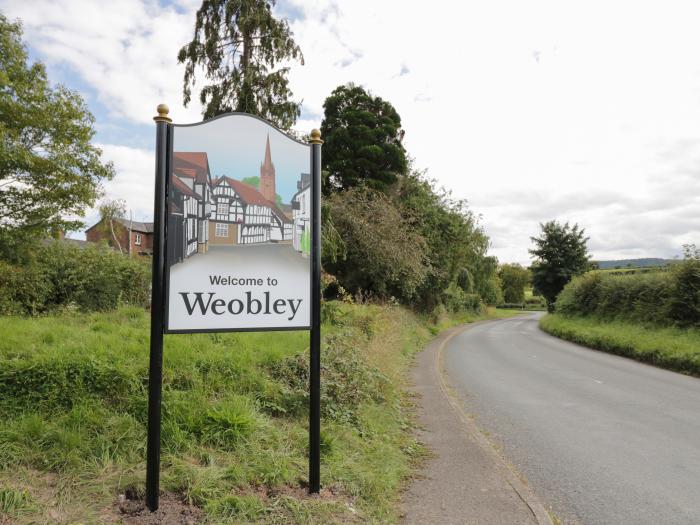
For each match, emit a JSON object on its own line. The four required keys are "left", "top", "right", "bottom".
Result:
{"left": 0, "top": 303, "right": 508, "bottom": 524}
{"left": 540, "top": 314, "right": 700, "bottom": 376}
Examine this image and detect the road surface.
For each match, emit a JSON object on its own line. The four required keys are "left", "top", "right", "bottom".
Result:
{"left": 443, "top": 313, "right": 700, "bottom": 524}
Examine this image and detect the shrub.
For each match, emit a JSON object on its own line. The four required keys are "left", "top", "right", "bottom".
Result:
{"left": 668, "top": 256, "right": 700, "bottom": 326}
{"left": 555, "top": 256, "right": 700, "bottom": 328}
{"left": 268, "top": 332, "right": 388, "bottom": 424}
{"left": 0, "top": 260, "right": 51, "bottom": 315}
{"left": 440, "top": 282, "right": 482, "bottom": 313}
{"left": 324, "top": 187, "right": 430, "bottom": 303}
{"left": 0, "top": 241, "right": 150, "bottom": 314}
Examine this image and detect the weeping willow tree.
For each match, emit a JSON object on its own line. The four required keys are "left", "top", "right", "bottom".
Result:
{"left": 178, "top": 0, "right": 304, "bottom": 129}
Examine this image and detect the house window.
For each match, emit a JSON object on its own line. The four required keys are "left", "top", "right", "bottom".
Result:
{"left": 215, "top": 223, "right": 228, "bottom": 237}
{"left": 135, "top": 233, "right": 142, "bottom": 246}
{"left": 217, "top": 202, "right": 228, "bottom": 215}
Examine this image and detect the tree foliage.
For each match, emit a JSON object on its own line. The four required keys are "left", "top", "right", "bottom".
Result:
{"left": 393, "top": 170, "right": 497, "bottom": 308}
{"left": 498, "top": 263, "right": 531, "bottom": 303}
{"left": 668, "top": 244, "right": 700, "bottom": 326}
{"left": 323, "top": 187, "right": 429, "bottom": 302}
{"left": 529, "top": 221, "right": 590, "bottom": 311}
{"left": 0, "top": 242, "right": 150, "bottom": 315}
{"left": 178, "top": 0, "right": 304, "bottom": 128}
{"left": 0, "top": 15, "right": 114, "bottom": 260}
{"left": 320, "top": 84, "right": 408, "bottom": 194}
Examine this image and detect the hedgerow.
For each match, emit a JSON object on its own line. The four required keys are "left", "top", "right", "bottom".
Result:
{"left": 0, "top": 241, "right": 150, "bottom": 315}
{"left": 555, "top": 249, "right": 700, "bottom": 327}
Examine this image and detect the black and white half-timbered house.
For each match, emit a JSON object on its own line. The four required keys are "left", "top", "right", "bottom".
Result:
{"left": 169, "top": 138, "right": 297, "bottom": 263}
{"left": 292, "top": 173, "right": 311, "bottom": 254}
{"left": 169, "top": 156, "right": 204, "bottom": 264}
{"left": 209, "top": 176, "right": 294, "bottom": 246}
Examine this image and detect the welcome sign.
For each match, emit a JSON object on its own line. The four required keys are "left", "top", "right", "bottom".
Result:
{"left": 147, "top": 106, "right": 321, "bottom": 511}
{"left": 164, "top": 114, "right": 312, "bottom": 332}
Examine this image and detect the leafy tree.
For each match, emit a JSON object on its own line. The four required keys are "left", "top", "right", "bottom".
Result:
{"left": 529, "top": 221, "right": 590, "bottom": 311}
{"left": 0, "top": 15, "right": 114, "bottom": 261}
{"left": 178, "top": 0, "right": 304, "bottom": 128}
{"left": 323, "top": 187, "right": 429, "bottom": 302}
{"left": 320, "top": 84, "right": 408, "bottom": 194}
{"left": 498, "top": 263, "right": 531, "bottom": 303}
{"left": 393, "top": 169, "right": 493, "bottom": 308}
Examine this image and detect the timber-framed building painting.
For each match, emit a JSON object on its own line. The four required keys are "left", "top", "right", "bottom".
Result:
{"left": 165, "top": 113, "right": 312, "bottom": 332}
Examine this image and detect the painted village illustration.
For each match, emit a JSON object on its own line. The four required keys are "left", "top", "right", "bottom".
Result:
{"left": 167, "top": 135, "right": 311, "bottom": 265}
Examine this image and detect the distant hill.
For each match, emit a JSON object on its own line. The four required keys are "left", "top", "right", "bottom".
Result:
{"left": 594, "top": 258, "right": 675, "bottom": 270}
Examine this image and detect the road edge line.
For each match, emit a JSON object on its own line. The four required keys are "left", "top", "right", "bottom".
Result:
{"left": 434, "top": 320, "right": 555, "bottom": 525}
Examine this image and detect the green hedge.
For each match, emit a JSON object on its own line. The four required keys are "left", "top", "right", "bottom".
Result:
{"left": 0, "top": 241, "right": 150, "bottom": 315}
{"left": 555, "top": 258, "right": 700, "bottom": 327}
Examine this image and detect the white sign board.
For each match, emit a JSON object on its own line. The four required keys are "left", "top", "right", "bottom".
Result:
{"left": 165, "top": 114, "right": 311, "bottom": 332}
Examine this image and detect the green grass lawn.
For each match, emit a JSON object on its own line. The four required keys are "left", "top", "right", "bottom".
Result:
{"left": 540, "top": 314, "right": 700, "bottom": 376}
{"left": 0, "top": 303, "right": 513, "bottom": 524}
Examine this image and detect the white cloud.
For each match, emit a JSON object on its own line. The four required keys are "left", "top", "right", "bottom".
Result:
{"left": 284, "top": 0, "right": 700, "bottom": 263}
{"left": 4, "top": 0, "right": 700, "bottom": 263}
{"left": 69, "top": 143, "right": 154, "bottom": 237}
{"left": 0, "top": 0, "right": 202, "bottom": 123}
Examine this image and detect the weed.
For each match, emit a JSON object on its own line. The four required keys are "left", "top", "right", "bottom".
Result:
{"left": 0, "top": 487, "right": 35, "bottom": 515}
{"left": 0, "top": 302, "right": 496, "bottom": 523}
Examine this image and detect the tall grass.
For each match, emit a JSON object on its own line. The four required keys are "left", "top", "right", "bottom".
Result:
{"left": 540, "top": 314, "right": 700, "bottom": 376}
{"left": 0, "top": 303, "right": 438, "bottom": 523}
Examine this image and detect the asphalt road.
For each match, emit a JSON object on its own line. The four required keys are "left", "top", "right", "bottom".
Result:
{"left": 443, "top": 313, "right": 700, "bottom": 525}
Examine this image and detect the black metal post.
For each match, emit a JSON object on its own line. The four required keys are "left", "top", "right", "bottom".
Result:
{"left": 309, "top": 130, "right": 322, "bottom": 493}
{"left": 146, "top": 105, "right": 171, "bottom": 511}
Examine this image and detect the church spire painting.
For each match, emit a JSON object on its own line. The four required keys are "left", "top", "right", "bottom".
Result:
{"left": 259, "top": 134, "right": 276, "bottom": 203}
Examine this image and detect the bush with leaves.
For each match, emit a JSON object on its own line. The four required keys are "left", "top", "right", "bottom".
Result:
{"left": 392, "top": 170, "right": 494, "bottom": 309}
{"left": 668, "top": 245, "right": 700, "bottom": 326}
{"left": 268, "top": 332, "right": 388, "bottom": 424}
{"left": 498, "top": 263, "right": 531, "bottom": 303}
{"left": 440, "top": 282, "right": 482, "bottom": 314}
{"left": 323, "top": 187, "right": 430, "bottom": 303}
{"left": 555, "top": 271, "right": 671, "bottom": 324}
{"left": 0, "top": 242, "right": 150, "bottom": 315}
{"left": 555, "top": 247, "right": 700, "bottom": 328}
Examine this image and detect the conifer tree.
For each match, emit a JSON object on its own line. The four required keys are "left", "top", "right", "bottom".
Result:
{"left": 178, "top": 0, "right": 304, "bottom": 129}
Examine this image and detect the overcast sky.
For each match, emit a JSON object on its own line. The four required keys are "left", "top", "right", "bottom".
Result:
{"left": 2, "top": 0, "right": 699, "bottom": 264}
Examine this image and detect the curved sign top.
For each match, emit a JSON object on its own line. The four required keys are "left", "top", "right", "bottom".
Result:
{"left": 164, "top": 113, "right": 312, "bottom": 332}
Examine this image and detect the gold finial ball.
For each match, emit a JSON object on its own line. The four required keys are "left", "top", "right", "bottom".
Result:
{"left": 310, "top": 128, "right": 323, "bottom": 144}
{"left": 154, "top": 103, "right": 172, "bottom": 123}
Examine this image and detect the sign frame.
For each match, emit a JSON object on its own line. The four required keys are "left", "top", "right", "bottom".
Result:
{"left": 145, "top": 105, "right": 322, "bottom": 511}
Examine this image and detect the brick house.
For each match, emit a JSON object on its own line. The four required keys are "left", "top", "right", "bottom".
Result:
{"left": 85, "top": 217, "right": 154, "bottom": 256}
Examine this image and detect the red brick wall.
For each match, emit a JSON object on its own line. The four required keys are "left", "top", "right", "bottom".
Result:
{"left": 86, "top": 220, "right": 153, "bottom": 256}
{"left": 129, "top": 230, "right": 153, "bottom": 255}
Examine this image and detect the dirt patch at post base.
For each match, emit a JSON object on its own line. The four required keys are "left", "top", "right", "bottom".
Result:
{"left": 113, "top": 493, "right": 203, "bottom": 525}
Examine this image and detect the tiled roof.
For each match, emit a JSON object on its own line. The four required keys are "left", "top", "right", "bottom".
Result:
{"left": 173, "top": 152, "right": 211, "bottom": 184}
{"left": 171, "top": 175, "right": 200, "bottom": 198}
{"left": 270, "top": 203, "right": 292, "bottom": 223}
{"left": 174, "top": 167, "right": 196, "bottom": 179}
{"left": 114, "top": 218, "right": 154, "bottom": 233}
{"left": 217, "top": 176, "right": 272, "bottom": 207}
